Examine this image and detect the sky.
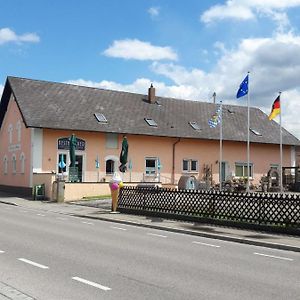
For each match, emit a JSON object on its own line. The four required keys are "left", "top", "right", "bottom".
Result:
{"left": 1, "top": 0, "right": 300, "bottom": 138}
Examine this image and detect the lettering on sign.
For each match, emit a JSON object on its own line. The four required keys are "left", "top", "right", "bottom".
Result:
{"left": 58, "top": 138, "right": 85, "bottom": 151}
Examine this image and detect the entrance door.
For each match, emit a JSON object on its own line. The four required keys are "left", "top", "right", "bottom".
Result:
{"left": 75, "top": 155, "right": 83, "bottom": 182}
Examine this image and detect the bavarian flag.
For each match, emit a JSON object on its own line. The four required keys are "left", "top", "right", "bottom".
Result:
{"left": 268, "top": 95, "right": 280, "bottom": 120}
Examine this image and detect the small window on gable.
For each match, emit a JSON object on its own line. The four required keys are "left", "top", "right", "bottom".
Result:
{"left": 250, "top": 128, "right": 262, "bottom": 136}
{"left": 12, "top": 155, "right": 16, "bottom": 174}
{"left": 145, "top": 118, "right": 157, "bottom": 127}
{"left": 189, "top": 121, "right": 201, "bottom": 131}
{"left": 94, "top": 113, "right": 108, "bottom": 123}
{"left": 3, "top": 156, "right": 8, "bottom": 175}
{"left": 20, "top": 153, "right": 25, "bottom": 174}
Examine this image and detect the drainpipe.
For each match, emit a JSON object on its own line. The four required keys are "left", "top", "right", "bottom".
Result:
{"left": 172, "top": 138, "right": 181, "bottom": 184}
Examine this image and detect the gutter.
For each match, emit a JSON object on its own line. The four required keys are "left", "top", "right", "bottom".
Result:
{"left": 172, "top": 138, "right": 181, "bottom": 184}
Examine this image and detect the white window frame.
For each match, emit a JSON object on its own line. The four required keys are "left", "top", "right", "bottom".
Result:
{"left": 8, "top": 124, "right": 13, "bottom": 144}
{"left": 20, "top": 153, "right": 25, "bottom": 174}
{"left": 145, "top": 157, "right": 157, "bottom": 176}
{"left": 182, "top": 159, "right": 198, "bottom": 173}
{"left": 16, "top": 120, "right": 21, "bottom": 142}
{"left": 104, "top": 155, "right": 118, "bottom": 175}
{"left": 12, "top": 154, "right": 17, "bottom": 174}
{"left": 235, "top": 162, "right": 253, "bottom": 178}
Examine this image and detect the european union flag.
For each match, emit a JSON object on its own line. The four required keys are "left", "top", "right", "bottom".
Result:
{"left": 236, "top": 74, "right": 249, "bottom": 98}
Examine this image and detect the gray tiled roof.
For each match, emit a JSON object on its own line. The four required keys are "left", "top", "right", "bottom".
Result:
{"left": 2, "top": 76, "right": 299, "bottom": 146}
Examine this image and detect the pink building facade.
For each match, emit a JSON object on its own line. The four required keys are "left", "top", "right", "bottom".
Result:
{"left": 0, "top": 76, "right": 298, "bottom": 197}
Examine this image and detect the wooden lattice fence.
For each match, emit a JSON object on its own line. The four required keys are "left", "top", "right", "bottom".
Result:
{"left": 118, "top": 186, "right": 300, "bottom": 227}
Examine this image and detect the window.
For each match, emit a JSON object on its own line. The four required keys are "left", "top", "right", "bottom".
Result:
{"left": 189, "top": 121, "right": 201, "bottom": 131}
{"left": 58, "top": 154, "right": 67, "bottom": 173}
{"left": 16, "top": 120, "right": 21, "bottom": 142}
{"left": 182, "top": 159, "right": 198, "bottom": 172}
{"left": 94, "top": 113, "right": 108, "bottom": 123}
{"left": 106, "top": 133, "right": 118, "bottom": 149}
{"left": 12, "top": 155, "right": 16, "bottom": 174}
{"left": 8, "top": 124, "right": 13, "bottom": 144}
{"left": 106, "top": 159, "right": 115, "bottom": 175}
{"left": 3, "top": 156, "right": 8, "bottom": 175}
{"left": 235, "top": 162, "right": 253, "bottom": 178}
{"left": 145, "top": 158, "right": 157, "bottom": 175}
{"left": 20, "top": 153, "right": 25, "bottom": 174}
{"left": 250, "top": 128, "right": 262, "bottom": 136}
{"left": 144, "top": 118, "right": 157, "bottom": 127}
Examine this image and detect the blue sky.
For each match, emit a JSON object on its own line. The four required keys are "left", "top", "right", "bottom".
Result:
{"left": 1, "top": 0, "right": 300, "bottom": 138}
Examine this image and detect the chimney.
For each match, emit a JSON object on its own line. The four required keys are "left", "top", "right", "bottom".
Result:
{"left": 148, "top": 83, "right": 155, "bottom": 104}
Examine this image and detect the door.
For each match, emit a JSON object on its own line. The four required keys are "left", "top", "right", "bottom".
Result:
{"left": 75, "top": 155, "right": 83, "bottom": 182}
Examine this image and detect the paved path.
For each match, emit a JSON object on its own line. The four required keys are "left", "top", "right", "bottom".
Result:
{"left": 0, "top": 193, "right": 299, "bottom": 253}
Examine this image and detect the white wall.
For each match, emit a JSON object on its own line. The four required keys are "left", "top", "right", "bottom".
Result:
{"left": 32, "top": 128, "right": 43, "bottom": 172}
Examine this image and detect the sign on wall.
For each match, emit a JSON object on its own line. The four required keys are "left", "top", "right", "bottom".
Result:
{"left": 58, "top": 137, "right": 86, "bottom": 151}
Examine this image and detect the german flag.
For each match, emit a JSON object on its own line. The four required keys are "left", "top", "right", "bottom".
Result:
{"left": 268, "top": 95, "right": 280, "bottom": 120}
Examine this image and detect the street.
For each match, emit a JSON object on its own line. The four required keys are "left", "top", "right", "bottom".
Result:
{"left": 0, "top": 202, "right": 299, "bottom": 300}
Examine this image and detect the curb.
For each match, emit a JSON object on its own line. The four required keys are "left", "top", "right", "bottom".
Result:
{"left": 0, "top": 200, "right": 18, "bottom": 206}
{"left": 73, "top": 213, "right": 300, "bottom": 253}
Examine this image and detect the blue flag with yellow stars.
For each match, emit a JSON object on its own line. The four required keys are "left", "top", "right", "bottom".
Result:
{"left": 236, "top": 74, "right": 249, "bottom": 98}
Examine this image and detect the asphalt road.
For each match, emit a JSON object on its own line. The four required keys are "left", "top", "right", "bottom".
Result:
{"left": 0, "top": 202, "right": 299, "bottom": 300}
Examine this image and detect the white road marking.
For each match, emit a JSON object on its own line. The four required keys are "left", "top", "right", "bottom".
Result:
{"left": 0, "top": 250, "right": 5, "bottom": 253}
{"left": 253, "top": 252, "right": 293, "bottom": 261}
{"left": 192, "top": 241, "right": 220, "bottom": 248}
{"left": 81, "top": 221, "right": 94, "bottom": 225}
{"left": 72, "top": 276, "right": 111, "bottom": 291}
{"left": 111, "top": 226, "right": 127, "bottom": 231}
{"left": 147, "top": 233, "right": 167, "bottom": 238}
{"left": 37, "top": 213, "right": 45, "bottom": 216}
{"left": 18, "top": 258, "right": 49, "bottom": 269}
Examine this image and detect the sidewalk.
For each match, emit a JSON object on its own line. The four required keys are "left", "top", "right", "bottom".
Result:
{"left": 1, "top": 195, "right": 300, "bottom": 253}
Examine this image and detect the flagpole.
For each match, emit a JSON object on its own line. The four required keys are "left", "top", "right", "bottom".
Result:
{"left": 247, "top": 71, "right": 250, "bottom": 192}
{"left": 279, "top": 92, "right": 283, "bottom": 193}
{"left": 219, "top": 100, "right": 223, "bottom": 191}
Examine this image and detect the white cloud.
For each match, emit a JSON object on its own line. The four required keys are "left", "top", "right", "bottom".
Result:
{"left": 201, "top": 4, "right": 254, "bottom": 23}
{"left": 200, "top": 0, "right": 300, "bottom": 30}
{"left": 0, "top": 28, "right": 40, "bottom": 45}
{"left": 70, "top": 31, "right": 300, "bottom": 138}
{"left": 148, "top": 6, "right": 160, "bottom": 17}
{"left": 103, "top": 39, "right": 178, "bottom": 61}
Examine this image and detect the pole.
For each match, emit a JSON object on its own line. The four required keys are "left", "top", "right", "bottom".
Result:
{"left": 213, "top": 92, "right": 216, "bottom": 104}
{"left": 279, "top": 92, "right": 283, "bottom": 193}
{"left": 246, "top": 72, "right": 250, "bottom": 192}
{"left": 219, "top": 101, "right": 223, "bottom": 191}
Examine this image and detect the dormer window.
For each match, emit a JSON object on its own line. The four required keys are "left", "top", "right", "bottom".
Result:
{"left": 250, "top": 128, "right": 262, "bottom": 136}
{"left": 145, "top": 118, "right": 157, "bottom": 127}
{"left": 189, "top": 121, "right": 201, "bottom": 131}
{"left": 94, "top": 113, "right": 108, "bottom": 123}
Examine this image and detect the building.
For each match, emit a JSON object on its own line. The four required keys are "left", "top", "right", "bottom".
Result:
{"left": 0, "top": 76, "right": 299, "bottom": 198}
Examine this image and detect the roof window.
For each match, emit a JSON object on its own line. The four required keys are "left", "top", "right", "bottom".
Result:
{"left": 94, "top": 113, "right": 108, "bottom": 123}
{"left": 189, "top": 121, "right": 201, "bottom": 131}
{"left": 250, "top": 128, "right": 262, "bottom": 136}
{"left": 145, "top": 118, "right": 157, "bottom": 127}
